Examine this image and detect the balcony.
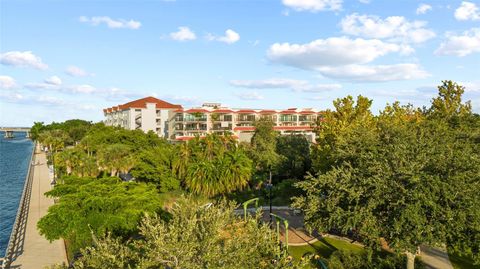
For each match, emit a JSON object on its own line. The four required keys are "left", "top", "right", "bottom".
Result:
{"left": 279, "top": 115, "right": 297, "bottom": 122}
{"left": 184, "top": 114, "right": 207, "bottom": 122}
{"left": 299, "top": 115, "right": 316, "bottom": 122}
{"left": 212, "top": 123, "right": 233, "bottom": 131}
{"left": 236, "top": 115, "right": 256, "bottom": 122}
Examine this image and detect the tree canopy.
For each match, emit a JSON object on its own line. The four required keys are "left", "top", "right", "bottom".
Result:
{"left": 37, "top": 176, "right": 167, "bottom": 253}
{"left": 294, "top": 81, "right": 480, "bottom": 268}
{"left": 68, "top": 197, "right": 306, "bottom": 269}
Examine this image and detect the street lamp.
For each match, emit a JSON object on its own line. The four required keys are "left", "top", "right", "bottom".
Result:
{"left": 265, "top": 166, "right": 273, "bottom": 225}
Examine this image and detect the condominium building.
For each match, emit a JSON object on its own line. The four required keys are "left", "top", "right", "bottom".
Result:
{"left": 104, "top": 97, "right": 322, "bottom": 142}
{"left": 103, "top": 97, "right": 182, "bottom": 137}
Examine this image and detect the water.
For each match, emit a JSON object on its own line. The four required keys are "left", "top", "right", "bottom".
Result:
{"left": 0, "top": 132, "right": 33, "bottom": 256}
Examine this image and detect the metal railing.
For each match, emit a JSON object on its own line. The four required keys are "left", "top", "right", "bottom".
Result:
{"left": 1, "top": 142, "right": 36, "bottom": 269}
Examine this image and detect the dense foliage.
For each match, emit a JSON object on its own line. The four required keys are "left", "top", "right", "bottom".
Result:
{"left": 176, "top": 134, "right": 253, "bottom": 197}
{"left": 59, "top": 197, "right": 307, "bottom": 269}
{"left": 32, "top": 119, "right": 92, "bottom": 144}
{"left": 37, "top": 176, "right": 167, "bottom": 253}
{"left": 293, "top": 81, "right": 480, "bottom": 268}
{"left": 35, "top": 80, "right": 479, "bottom": 269}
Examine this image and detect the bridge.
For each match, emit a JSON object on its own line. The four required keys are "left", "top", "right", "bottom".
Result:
{"left": 0, "top": 127, "right": 31, "bottom": 139}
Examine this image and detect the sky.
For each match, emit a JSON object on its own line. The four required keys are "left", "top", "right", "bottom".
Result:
{"left": 1, "top": 0, "right": 479, "bottom": 126}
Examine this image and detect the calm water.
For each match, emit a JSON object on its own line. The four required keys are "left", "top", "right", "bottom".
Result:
{"left": 0, "top": 132, "right": 33, "bottom": 256}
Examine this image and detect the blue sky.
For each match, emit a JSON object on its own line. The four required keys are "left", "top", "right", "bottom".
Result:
{"left": 1, "top": 0, "right": 479, "bottom": 126}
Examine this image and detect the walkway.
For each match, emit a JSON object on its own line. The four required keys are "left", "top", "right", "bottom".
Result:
{"left": 9, "top": 145, "right": 67, "bottom": 268}
{"left": 254, "top": 207, "right": 453, "bottom": 269}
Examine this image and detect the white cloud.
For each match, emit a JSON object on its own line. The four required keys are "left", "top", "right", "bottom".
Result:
{"left": 0, "top": 51, "right": 48, "bottom": 70}
{"left": 267, "top": 36, "right": 429, "bottom": 82}
{"left": 340, "top": 13, "right": 435, "bottom": 43}
{"left": 229, "top": 78, "right": 342, "bottom": 92}
{"left": 79, "top": 16, "right": 141, "bottom": 29}
{"left": 44, "top": 76, "right": 62, "bottom": 86}
{"left": 358, "top": 0, "right": 371, "bottom": 4}
{"left": 65, "top": 66, "right": 90, "bottom": 77}
{"left": 0, "top": 91, "right": 24, "bottom": 102}
{"left": 454, "top": 1, "right": 480, "bottom": 21}
{"left": 435, "top": 28, "right": 480, "bottom": 56}
{"left": 38, "top": 96, "right": 67, "bottom": 106}
{"left": 170, "top": 27, "right": 197, "bottom": 41}
{"left": 317, "top": 64, "right": 429, "bottom": 82}
{"left": 207, "top": 29, "right": 240, "bottom": 44}
{"left": 267, "top": 37, "right": 411, "bottom": 70}
{"left": 462, "top": 81, "right": 480, "bottom": 92}
{"left": 25, "top": 81, "right": 97, "bottom": 94}
{"left": 235, "top": 91, "right": 264, "bottom": 100}
{"left": 68, "top": 84, "right": 97, "bottom": 94}
{"left": 416, "top": 4, "right": 432, "bottom": 15}
{"left": 0, "top": 75, "right": 17, "bottom": 89}
{"left": 282, "top": 0, "right": 342, "bottom": 12}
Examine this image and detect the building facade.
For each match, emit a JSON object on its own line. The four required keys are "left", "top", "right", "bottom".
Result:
{"left": 103, "top": 97, "right": 182, "bottom": 137}
{"left": 104, "top": 97, "right": 322, "bottom": 142}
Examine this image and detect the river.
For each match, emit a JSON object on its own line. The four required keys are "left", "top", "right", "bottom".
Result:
{"left": 0, "top": 132, "right": 33, "bottom": 256}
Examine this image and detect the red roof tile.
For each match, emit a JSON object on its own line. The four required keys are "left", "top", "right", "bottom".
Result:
{"left": 185, "top": 109, "right": 210, "bottom": 113}
{"left": 213, "top": 109, "right": 234, "bottom": 113}
{"left": 280, "top": 110, "right": 297, "bottom": 114}
{"left": 237, "top": 109, "right": 257, "bottom": 113}
{"left": 233, "top": 126, "right": 255, "bottom": 131}
{"left": 117, "top": 96, "right": 182, "bottom": 110}
{"left": 273, "top": 126, "right": 313, "bottom": 131}
{"left": 259, "top": 110, "right": 277, "bottom": 114}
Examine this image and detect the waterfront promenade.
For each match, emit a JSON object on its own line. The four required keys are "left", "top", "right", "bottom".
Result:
{"left": 9, "top": 145, "right": 67, "bottom": 268}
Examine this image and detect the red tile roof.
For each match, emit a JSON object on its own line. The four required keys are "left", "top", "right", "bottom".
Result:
{"left": 104, "top": 96, "right": 182, "bottom": 112}
{"left": 280, "top": 110, "right": 297, "bottom": 114}
{"left": 185, "top": 109, "right": 210, "bottom": 113}
{"left": 259, "top": 110, "right": 277, "bottom": 114}
{"left": 237, "top": 109, "right": 257, "bottom": 113}
{"left": 299, "top": 111, "right": 316, "bottom": 114}
{"left": 273, "top": 126, "right": 313, "bottom": 131}
{"left": 233, "top": 126, "right": 255, "bottom": 131}
{"left": 124, "top": 96, "right": 182, "bottom": 109}
{"left": 213, "top": 109, "right": 234, "bottom": 113}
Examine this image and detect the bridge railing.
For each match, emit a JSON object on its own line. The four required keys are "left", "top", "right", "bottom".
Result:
{"left": 1, "top": 142, "right": 36, "bottom": 269}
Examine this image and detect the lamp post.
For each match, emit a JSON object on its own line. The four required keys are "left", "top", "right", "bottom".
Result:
{"left": 266, "top": 167, "right": 273, "bottom": 225}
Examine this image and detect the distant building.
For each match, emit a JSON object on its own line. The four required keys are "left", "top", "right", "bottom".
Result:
{"left": 103, "top": 97, "right": 182, "bottom": 138}
{"left": 103, "top": 97, "right": 322, "bottom": 142}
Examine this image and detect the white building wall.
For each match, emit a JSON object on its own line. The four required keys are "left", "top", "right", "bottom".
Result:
{"left": 141, "top": 103, "right": 157, "bottom": 133}
{"left": 158, "top": 109, "right": 170, "bottom": 137}
{"left": 127, "top": 109, "right": 136, "bottom": 130}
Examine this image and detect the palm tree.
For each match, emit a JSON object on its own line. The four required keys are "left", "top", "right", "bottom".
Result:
{"left": 96, "top": 144, "right": 133, "bottom": 177}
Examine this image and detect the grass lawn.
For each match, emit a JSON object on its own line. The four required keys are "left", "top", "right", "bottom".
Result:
{"left": 289, "top": 237, "right": 364, "bottom": 260}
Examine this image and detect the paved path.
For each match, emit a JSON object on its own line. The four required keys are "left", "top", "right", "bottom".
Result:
{"left": 420, "top": 245, "right": 454, "bottom": 269}
{"left": 10, "top": 146, "right": 67, "bottom": 268}
{"left": 252, "top": 207, "right": 453, "bottom": 268}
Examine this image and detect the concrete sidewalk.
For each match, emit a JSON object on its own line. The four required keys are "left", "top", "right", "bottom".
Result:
{"left": 10, "top": 145, "right": 67, "bottom": 268}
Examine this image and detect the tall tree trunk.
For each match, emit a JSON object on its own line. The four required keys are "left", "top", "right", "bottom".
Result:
{"left": 406, "top": 251, "right": 415, "bottom": 269}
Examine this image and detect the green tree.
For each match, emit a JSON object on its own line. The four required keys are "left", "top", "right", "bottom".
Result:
{"left": 276, "top": 135, "right": 311, "bottom": 180}
{"left": 131, "top": 144, "right": 180, "bottom": 192}
{"left": 294, "top": 84, "right": 480, "bottom": 269}
{"left": 37, "top": 176, "right": 166, "bottom": 254}
{"left": 71, "top": 197, "right": 307, "bottom": 269}
{"left": 429, "top": 80, "right": 472, "bottom": 119}
{"left": 312, "top": 95, "right": 374, "bottom": 173}
{"left": 250, "top": 117, "right": 282, "bottom": 176}
{"left": 179, "top": 134, "right": 253, "bottom": 197}
{"left": 96, "top": 143, "right": 136, "bottom": 176}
